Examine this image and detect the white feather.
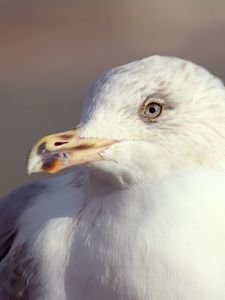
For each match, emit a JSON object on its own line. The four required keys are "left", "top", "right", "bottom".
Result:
{"left": 1, "top": 55, "right": 225, "bottom": 299}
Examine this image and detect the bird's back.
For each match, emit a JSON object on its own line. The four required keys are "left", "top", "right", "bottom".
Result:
{"left": 0, "top": 171, "right": 84, "bottom": 299}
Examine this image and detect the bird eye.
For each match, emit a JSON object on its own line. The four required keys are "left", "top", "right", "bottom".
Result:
{"left": 143, "top": 100, "right": 163, "bottom": 120}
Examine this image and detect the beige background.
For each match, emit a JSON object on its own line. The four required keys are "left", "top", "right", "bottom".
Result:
{"left": 1, "top": 0, "right": 225, "bottom": 196}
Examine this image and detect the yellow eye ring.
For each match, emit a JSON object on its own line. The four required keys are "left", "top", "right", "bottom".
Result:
{"left": 143, "top": 100, "right": 163, "bottom": 120}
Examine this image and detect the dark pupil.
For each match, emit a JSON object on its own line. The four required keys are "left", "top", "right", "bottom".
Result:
{"left": 149, "top": 106, "right": 156, "bottom": 114}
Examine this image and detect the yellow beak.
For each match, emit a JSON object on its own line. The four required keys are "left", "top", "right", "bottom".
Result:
{"left": 27, "top": 128, "right": 116, "bottom": 175}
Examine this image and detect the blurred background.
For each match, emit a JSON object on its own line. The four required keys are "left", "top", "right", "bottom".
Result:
{"left": 0, "top": 0, "right": 225, "bottom": 196}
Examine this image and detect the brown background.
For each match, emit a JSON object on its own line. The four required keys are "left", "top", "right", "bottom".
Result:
{"left": 1, "top": 0, "right": 225, "bottom": 196}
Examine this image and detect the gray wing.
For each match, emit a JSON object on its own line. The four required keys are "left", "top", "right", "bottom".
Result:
{"left": 0, "top": 182, "right": 46, "bottom": 299}
{"left": 0, "top": 182, "right": 44, "bottom": 261}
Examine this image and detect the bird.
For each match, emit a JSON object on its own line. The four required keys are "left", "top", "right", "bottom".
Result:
{"left": 1, "top": 55, "right": 225, "bottom": 300}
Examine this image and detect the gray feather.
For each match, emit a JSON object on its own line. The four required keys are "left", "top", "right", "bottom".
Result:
{"left": 0, "top": 182, "right": 44, "bottom": 260}
{"left": 0, "top": 182, "right": 46, "bottom": 299}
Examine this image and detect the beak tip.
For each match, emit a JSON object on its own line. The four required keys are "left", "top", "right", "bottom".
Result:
{"left": 26, "top": 150, "right": 43, "bottom": 175}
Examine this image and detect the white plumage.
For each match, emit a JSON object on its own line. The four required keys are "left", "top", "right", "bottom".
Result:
{"left": 1, "top": 55, "right": 225, "bottom": 299}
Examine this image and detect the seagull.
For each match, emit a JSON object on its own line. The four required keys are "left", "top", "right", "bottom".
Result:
{"left": 1, "top": 55, "right": 225, "bottom": 300}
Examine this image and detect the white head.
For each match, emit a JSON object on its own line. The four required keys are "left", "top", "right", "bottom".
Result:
{"left": 28, "top": 55, "right": 225, "bottom": 189}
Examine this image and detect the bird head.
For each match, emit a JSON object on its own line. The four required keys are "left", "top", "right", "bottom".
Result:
{"left": 27, "top": 56, "right": 225, "bottom": 188}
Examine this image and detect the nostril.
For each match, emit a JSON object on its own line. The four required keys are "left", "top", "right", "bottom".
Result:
{"left": 54, "top": 142, "right": 68, "bottom": 146}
